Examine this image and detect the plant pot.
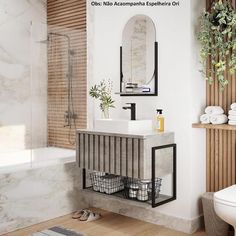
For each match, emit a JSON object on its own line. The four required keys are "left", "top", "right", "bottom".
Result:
{"left": 102, "top": 107, "right": 110, "bottom": 119}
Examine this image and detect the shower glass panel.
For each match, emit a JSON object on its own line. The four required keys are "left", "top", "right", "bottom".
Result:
{"left": 0, "top": 0, "right": 86, "bottom": 170}
{"left": 30, "top": 21, "right": 48, "bottom": 166}
{"left": 0, "top": 16, "right": 33, "bottom": 170}
{"left": 30, "top": 22, "right": 87, "bottom": 167}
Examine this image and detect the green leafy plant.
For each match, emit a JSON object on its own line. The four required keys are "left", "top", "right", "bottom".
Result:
{"left": 198, "top": 0, "right": 236, "bottom": 89}
{"left": 89, "top": 80, "right": 115, "bottom": 118}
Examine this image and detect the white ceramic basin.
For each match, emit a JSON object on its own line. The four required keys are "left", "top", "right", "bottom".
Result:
{"left": 94, "top": 119, "right": 153, "bottom": 133}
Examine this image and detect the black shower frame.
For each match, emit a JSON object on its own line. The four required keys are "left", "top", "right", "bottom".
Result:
{"left": 82, "top": 143, "right": 177, "bottom": 208}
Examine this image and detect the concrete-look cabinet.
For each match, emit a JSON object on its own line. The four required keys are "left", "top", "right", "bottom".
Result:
{"left": 76, "top": 130, "right": 174, "bottom": 180}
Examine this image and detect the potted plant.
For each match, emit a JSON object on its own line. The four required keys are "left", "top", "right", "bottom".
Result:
{"left": 198, "top": 0, "right": 236, "bottom": 89}
{"left": 89, "top": 80, "right": 115, "bottom": 119}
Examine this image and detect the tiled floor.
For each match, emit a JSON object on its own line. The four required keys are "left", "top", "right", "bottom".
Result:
{"left": 4, "top": 209, "right": 206, "bottom": 236}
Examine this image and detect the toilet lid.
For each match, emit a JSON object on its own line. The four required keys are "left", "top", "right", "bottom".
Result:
{"left": 214, "top": 185, "right": 236, "bottom": 205}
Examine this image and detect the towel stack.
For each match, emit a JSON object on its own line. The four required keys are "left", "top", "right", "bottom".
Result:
{"left": 228, "top": 103, "right": 236, "bottom": 126}
{"left": 200, "top": 106, "right": 228, "bottom": 125}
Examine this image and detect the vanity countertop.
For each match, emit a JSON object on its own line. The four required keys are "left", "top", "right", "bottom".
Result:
{"left": 76, "top": 129, "right": 174, "bottom": 139}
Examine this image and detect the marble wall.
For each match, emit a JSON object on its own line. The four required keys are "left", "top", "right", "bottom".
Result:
{"left": 0, "top": 0, "right": 48, "bottom": 153}
{"left": 0, "top": 162, "right": 87, "bottom": 234}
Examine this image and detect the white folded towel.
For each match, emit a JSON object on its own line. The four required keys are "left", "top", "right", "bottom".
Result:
{"left": 231, "top": 103, "right": 236, "bottom": 111}
{"left": 210, "top": 114, "right": 228, "bottom": 125}
{"left": 205, "top": 106, "right": 224, "bottom": 115}
{"left": 229, "top": 120, "right": 236, "bottom": 126}
{"left": 200, "top": 114, "right": 211, "bottom": 124}
{"left": 228, "top": 115, "right": 236, "bottom": 121}
{"left": 229, "top": 110, "right": 236, "bottom": 116}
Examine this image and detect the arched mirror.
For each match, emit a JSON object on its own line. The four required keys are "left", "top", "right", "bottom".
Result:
{"left": 120, "top": 15, "right": 158, "bottom": 96}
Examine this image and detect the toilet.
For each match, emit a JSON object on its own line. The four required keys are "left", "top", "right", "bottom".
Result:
{"left": 214, "top": 185, "right": 236, "bottom": 236}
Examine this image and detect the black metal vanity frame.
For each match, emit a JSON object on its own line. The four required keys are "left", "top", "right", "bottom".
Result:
{"left": 120, "top": 42, "right": 158, "bottom": 96}
{"left": 82, "top": 143, "right": 177, "bottom": 208}
{"left": 151, "top": 143, "right": 177, "bottom": 207}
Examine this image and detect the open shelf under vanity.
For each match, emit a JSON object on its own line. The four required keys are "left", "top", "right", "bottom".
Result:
{"left": 83, "top": 187, "right": 172, "bottom": 207}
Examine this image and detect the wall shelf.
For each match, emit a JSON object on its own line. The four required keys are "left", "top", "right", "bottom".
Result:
{"left": 115, "top": 92, "right": 156, "bottom": 96}
{"left": 192, "top": 123, "right": 236, "bottom": 131}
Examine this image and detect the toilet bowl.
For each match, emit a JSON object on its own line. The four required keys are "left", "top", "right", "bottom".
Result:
{"left": 214, "top": 185, "right": 236, "bottom": 236}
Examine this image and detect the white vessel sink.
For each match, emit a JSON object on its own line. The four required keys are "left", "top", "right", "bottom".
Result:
{"left": 94, "top": 119, "right": 153, "bottom": 133}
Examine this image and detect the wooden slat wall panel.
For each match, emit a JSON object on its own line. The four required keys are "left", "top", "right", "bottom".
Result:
{"left": 47, "top": 0, "right": 87, "bottom": 149}
{"left": 206, "top": 0, "right": 236, "bottom": 192}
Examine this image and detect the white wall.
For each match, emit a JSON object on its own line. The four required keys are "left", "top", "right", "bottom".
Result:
{"left": 189, "top": 0, "right": 206, "bottom": 219}
{"left": 88, "top": 0, "right": 206, "bottom": 222}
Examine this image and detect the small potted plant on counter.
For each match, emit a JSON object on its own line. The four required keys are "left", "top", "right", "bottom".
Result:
{"left": 89, "top": 79, "right": 115, "bottom": 119}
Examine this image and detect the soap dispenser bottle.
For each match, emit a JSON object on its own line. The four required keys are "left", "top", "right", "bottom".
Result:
{"left": 156, "top": 109, "right": 164, "bottom": 132}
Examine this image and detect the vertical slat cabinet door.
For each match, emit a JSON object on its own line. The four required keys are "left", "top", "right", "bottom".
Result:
{"left": 133, "top": 139, "right": 140, "bottom": 179}
{"left": 99, "top": 136, "right": 105, "bottom": 172}
{"left": 89, "top": 134, "right": 94, "bottom": 170}
{"left": 110, "top": 136, "right": 115, "bottom": 174}
{"left": 127, "top": 138, "right": 133, "bottom": 178}
{"left": 80, "top": 133, "right": 85, "bottom": 168}
{"left": 104, "top": 136, "right": 110, "bottom": 173}
{"left": 139, "top": 139, "right": 144, "bottom": 179}
{"left": 121, "top": 137, "right": 127, "bottom": 176}
{"left": 115, "top": 137, "right": 121, "bottom": 175}
{"left": 84, "top": 134, "right": 89, "bottom": 169}
{"left": 94, "top": 135, "right": 99, "bottom": 171}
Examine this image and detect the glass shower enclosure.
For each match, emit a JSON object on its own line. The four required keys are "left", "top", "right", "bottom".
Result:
{"left": 0, "top": 1, "right": 86, "bottom": 170}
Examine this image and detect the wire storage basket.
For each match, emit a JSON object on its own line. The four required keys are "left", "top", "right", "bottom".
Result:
{"left": 89, "top": 171, "right": 124, "bottom": 194}
{"left": 123, "top": 177, "right": 162, "bottom": 202}
{"left": 89, "top": 171, "right": 162, "bottom": 203}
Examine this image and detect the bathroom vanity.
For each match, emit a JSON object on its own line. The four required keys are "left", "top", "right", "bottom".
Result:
{"left": 76, "top": 126, "right": 176, "bottom": 208}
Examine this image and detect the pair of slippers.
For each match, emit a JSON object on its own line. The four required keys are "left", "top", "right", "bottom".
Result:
{"left": 72, "top": 209, "right": 101, "bottom": 222}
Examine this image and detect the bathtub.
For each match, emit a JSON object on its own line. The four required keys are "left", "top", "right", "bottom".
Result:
{"left": 0, "top": 147, "right": 87, "bottom": 234}
{"left": 0, "top": 147, "right": 76, "bottom": 173}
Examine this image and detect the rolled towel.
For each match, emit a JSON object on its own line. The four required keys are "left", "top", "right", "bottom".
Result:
{"left": 229, "top": 110, "right": 236, "bottom": 116}
{"left": 228, "top": 115, "right": 236, "bottom": 121}
{"left": 231, "top": 103, "right": 236, "bottom": 111}
{"left": 205, "top": 106, "right": 224, "bottom": 115}
{"left": 210, "top": 114, "right": 228, "bottom": 125}
{"left": 229, "top": 120, "right": 236, "bottom": 126}
{"left": 200, "top": 114, "right": 211, "bottom": 124}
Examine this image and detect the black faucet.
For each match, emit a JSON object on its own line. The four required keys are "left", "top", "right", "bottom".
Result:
{"left": 122, "top": 103, "right": 136, "bottom": 120}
